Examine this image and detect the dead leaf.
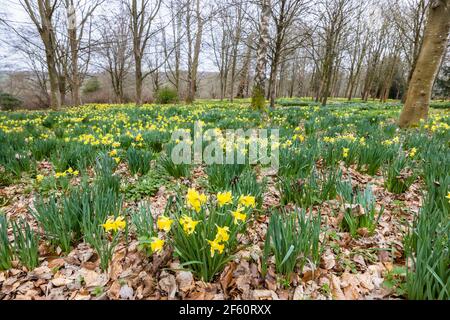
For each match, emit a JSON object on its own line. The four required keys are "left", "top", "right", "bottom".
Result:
{"left": 119, "top": 284, "right": 134, "bottom": 300}
{"left": 158, "top": 271, "right": 177, "bottom": 299}
{"left": 252, "top": 289, "right": 278, "bottom": 300}
{"left": 176, "top": 271, "right": 194, "bottom": 293}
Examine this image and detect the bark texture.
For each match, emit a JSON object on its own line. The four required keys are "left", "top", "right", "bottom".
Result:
{"left": 399, "top": 0, "right": 450, "bottom": 127}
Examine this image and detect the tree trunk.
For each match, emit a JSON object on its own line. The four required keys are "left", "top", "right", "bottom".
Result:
{"left": 236, "top": 35, "right": 253, "bottom": 99}
{"left": 135, "top": 56, "right": 143, "bottom": 105}
{"left": 251, "top": 0, "right": 270, "bottom": 109}
{"left": 67, "top": 1, "right": 81, "bottom": 106}
{"left": 399, "top": 0, "right": 450, "bottom": 128}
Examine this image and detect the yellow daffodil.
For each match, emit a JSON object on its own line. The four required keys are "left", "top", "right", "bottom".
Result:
{"left": 102, "top": 216, "right": 126, "bottom": 232}
{"left": 55, "top": 172, "right": 67, "bottom": 179}
{"left": 150, "top": 237, "right": 165, "bottom": 254}
{"left": 208, "top": 239, "right": 224, "bottom": 258}
{"left": 157, "top": 215, "right": 174, "bottom": 232}
{"left": 179, "top": 215, "right": 200, "bottom": 235}
{"left": 186, "top": 188, "right": 207, "bottom": 212}
{"left": 215, "top": 226, "right": 230, "bottom": 243}
{"left": 217, "top": 191, "right": 233, "bottom": 207}
{"left": 238, "top": 195, "right": 256, "bottom": 208}
{"left": 231, "top": 206, "right": 247, "bottom": 224}
{"left": 409, "top": 148, "right": 417, "bottom": 158}
{"left": 446, "top": 192, "right": 450, "bottom": 204}
{"left": 343, "top": 148, "right": 349, "bottom": 158}
{"left": 109, "top": 149, "right": 118, "bottom": 157}
{"left": 36, "top": 174, "right": 44, "bottom": 183}
{"left": 114, "top": 216, "right": 126, "bottom": 230}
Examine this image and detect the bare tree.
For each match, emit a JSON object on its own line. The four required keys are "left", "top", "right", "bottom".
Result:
{"left": 21, "top": 0, "right": 61, "bottom": 109}
{"left": 96, "top": 6, "right": 132, "bottom": 103}
{"left": 267, "top": 0, "right": 309, "bottom": 108}
{"left": 185, "top": 0, "right": 204, "bottom": 103}
{"left": 64, "top": 0, "right": 103, "bottom": 106}
{"left": 127, "top": 0, "right": 163, "bottom": 106}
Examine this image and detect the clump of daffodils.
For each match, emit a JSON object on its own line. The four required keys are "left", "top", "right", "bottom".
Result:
{"left": 169, "top": 189, "right": 255, "bottom": 281}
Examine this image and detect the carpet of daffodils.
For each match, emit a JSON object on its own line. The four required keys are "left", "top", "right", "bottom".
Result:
{"left": 0, "top": 100, "right": 448, "bottom": 300}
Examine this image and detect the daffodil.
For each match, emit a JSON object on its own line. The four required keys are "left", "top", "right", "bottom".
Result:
{"left": 446, "top": 192, "right": 450, "bottom": 204}
{"left": 102, "top": 218, "right": 116, "bottom": 232}
{"left": 217, "top": 191, "right": 233, "bottom": 207}
{"left": 109, "top": 149, "right": 118, "bottom": 157}
{"left": 114, "top": 216, "right": 126, "bottom": 230}
{"left": 343, "top": 148, "right": 349, "bottom": 158}
{"left": 150, "top": 237, "right": 165, "bottom": 254}
{"left": 36, "top": 174, "right": 44, "bottom": 183}
{"left": 409, "top": 148, "right": 417, "bottom": 158}
{"left": 186, "top": 188, "right": 207, "bottom": 212}
{"left": 215, "top": 226, "right": 230, "bottom": 243}
{"left": 238, "top": 195, "right": 256, "bottom": 208}
{"left": 231, "top": 206, "right": 247, "bottom": 224}
{"left": 102, "top": 216, "right": 126, "bottom": 232}
{"left": 208, "top": 239, "right": 225, "bottom": 258}
{"left": 55, "top": 172, "right": 67, "bottom": 179}
{"left": 179, "top": 215, "right": 200, "bottom": 235}
{"left": 157, "top": 215, "right": 174, "bottom": 232}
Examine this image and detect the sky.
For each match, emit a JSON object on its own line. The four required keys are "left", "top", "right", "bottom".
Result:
{"left": 0, "top": 0, "right": 218, "bottom": 72}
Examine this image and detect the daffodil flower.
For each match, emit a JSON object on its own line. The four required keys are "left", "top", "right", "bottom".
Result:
{"left": 151, "top": 237, "right": 165, "bottom": 254}
{"left": 179, "top": 215, "right": 200, "bottom": 235}
{"left": 217, "top": 191, "right": 233, "bottom": 207}
{"left": 215, "top": 225, "right": 230, "bottom": 243}
{"left": 186, "top": 188, "right": 207, "bottom": 212}
{"left": 231, "top": 206, "right": 247, "bottom": 225}
{"left": 157, "top": 215, "right": 174, "bottom": 232}
{"left": 208, "top": 239, "right": 224, "bottom": 258}
{"left": 238, "top": 195, "right": 256, "bottom": 208}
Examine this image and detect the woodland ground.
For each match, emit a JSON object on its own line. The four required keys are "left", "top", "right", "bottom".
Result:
{"left": 0, "top": 99, "right": 448, "bottom": 300}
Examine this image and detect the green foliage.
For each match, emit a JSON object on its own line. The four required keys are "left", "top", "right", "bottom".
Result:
{"left": 405, "top": 179, "right": 449, "bottom": 300}
{"left": 0, "top": 213, "right": 12, "bottom": 270}
{"left": 262, "top": 209, "right": 321, "bottom": 279}
{"left": 384, "top": 155, "right": 417, "bottom": 194}
{"left": 0, "top": 92, "right": 23, "bottom": 111}
{"left": 155, "top": 86, "right": 179, "bottom": 104}
{"left": 131, "top": 204, "right": 157, "bottom": 255}
{"left": 126, "top": 147, "right": 153, "bottom": 175}
{"left": 159, "top": 151, "right": 191, "bottom": 179}
{"left": 206, "top": 163, "right": 247, "bottom": 192}
{"left": 94, "top": 153, "right": 121, "bottom": 196}
{"left": 279, "top": 168, "right": 340, "bottom": 207}
{"left": 31, "top": 191, "right": 85, "bottom": 253}
{"left": 12, "top": 218, "right": 39, "bottom": 270}
{"left": 31, "top": 138, "right": 58, "bottom": 161}
{"left": 124, "top": 169, "right": 167, "bottom": 200}
{"left": 82, "top": 77, "right": 101, "bottom": 94}
{"left": 337, "top": 182, "right": 384, "bottom": 237}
